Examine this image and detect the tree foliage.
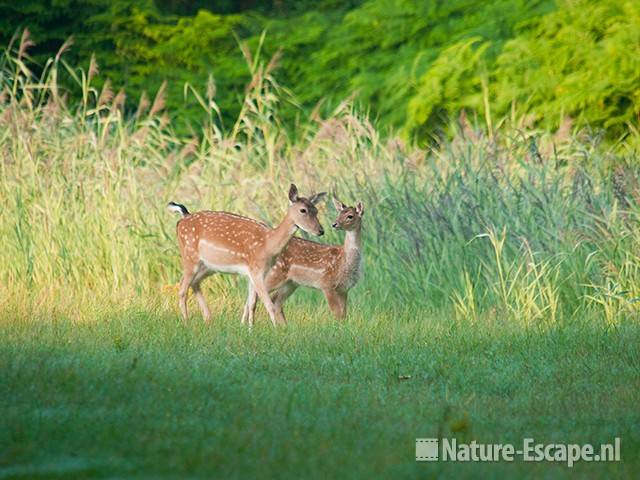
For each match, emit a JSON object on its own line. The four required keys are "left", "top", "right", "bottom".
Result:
{"left": 492, "top": 0, "right": 640, "bottom": 135}
{"left": 1, "top": 0, "right": 638, "bottom": 138}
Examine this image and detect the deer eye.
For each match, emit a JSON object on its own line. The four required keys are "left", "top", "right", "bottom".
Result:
{"left": 347, "top": 214, "right": 353, "bottom": 219}
{"left": 300, "top": 208, "right": 307, "bottom": 214}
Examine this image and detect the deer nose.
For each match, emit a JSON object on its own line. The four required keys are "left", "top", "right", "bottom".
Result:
{"left": 318, "top": 228, "right": 325, "bottom": 236}
{"left": 332, "top": 222, "right": 338, "bottom": 228}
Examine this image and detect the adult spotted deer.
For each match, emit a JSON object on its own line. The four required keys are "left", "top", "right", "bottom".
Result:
{"left": 168, "top": 184, "right": 326, "bottom": 326}
{"left": 242, "top": 197, "right": 364, "bottom": 325}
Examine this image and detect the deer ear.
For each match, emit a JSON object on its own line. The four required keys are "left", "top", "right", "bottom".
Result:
{"left": 356, "top": 201, "right": 364, "bottom": 217}
{"left": 309, "top": 192, "right": 327, "bottom": 205}
{"left": 288, "top": 184, "right": 299, "bottom": 203}
{"left": 332, "top": 196, "right": 344, "bottom": 212}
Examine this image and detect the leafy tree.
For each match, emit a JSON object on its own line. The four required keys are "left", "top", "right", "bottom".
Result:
{"left": 82, "top": 2, "right": 251, "bottom": 126}
{"left": 406, "top": 38, "right": 489, "bottom": 139}
{"left": 0, "top": 0, "right": 111, "bottom": 62}
{"left": 1, "top": 0, "right": 638, "bottom": 139}
{"left": 493, "top": 0, "right": 640, "bottom": 135}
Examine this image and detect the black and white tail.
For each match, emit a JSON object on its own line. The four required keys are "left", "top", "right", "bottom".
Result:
{"left": 167, "top": 201, "right": 190, "bottom": 217}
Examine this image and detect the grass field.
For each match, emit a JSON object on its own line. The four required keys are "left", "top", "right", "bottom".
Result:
{"left": 2, "top": 304, "right": 639, "bottom": 479}
{"left": 1, "top": 42, "right": 640, "bottom": 478}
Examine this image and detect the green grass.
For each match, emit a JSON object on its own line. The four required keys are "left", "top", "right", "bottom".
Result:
{"left": 1, "top": 302, "right": 639, "bottom": 479}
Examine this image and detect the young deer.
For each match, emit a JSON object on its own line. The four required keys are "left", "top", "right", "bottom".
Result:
{"left": 242, "top": 197, "right": 364, "bottom": 325}
{"left": 168, "top": 184, "right": 326, "bottom": 326}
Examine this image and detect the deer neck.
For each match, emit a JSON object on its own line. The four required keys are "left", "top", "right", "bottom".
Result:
{"left": 336, "top": 225, "right": 363, "bottom": 290}
{"left": 265, "top": 215, "right": 298, "bottom": 258}
{"left": 343, "top": 225, "right": 362, "bottom": 254}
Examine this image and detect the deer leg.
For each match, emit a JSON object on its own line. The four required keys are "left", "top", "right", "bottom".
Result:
{"left": 266, "top": 272, "right": 289, "bottom": 326}
{"left": 243, "top": 274, "right": 287, "bottom": 327}
{"left": 250, "top": 274, "right": 282, "bottom": 327}
{"left": 272, "top": 281, "right": 298, "bottom": 319}
{"left": 178, "top": 271, "right": 195, "bottom": 322}
{"left": 242, "top": 282, "right": 257, "bottom": 327}
{"left": 323, "top": 289, "right": 348, "bottom": 320}
{"left": 190, "top": 263, "right": 213, "bottom": 323}
{"left": 248, "top": 288, "right": 259, "bottom": 328}
{"left": 191, "top": 282, "right": 211, "bottom": 323}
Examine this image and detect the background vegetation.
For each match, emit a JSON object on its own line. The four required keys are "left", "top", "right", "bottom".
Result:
{"left": 2, "top": 0, "right": 639, "bottom": 137}
{"left": 2, "top": 30, "right": 640, "bottom": 323}
{"left": 1, "top": 2, "right": 640, "bottom": 477}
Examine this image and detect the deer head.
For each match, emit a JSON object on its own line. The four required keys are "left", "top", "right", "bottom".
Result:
{"left": 288, "top": 184, "right": 326, "bottom": 236}
{"left": 331, "top": 197, "right": 364, "bottom": 231}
